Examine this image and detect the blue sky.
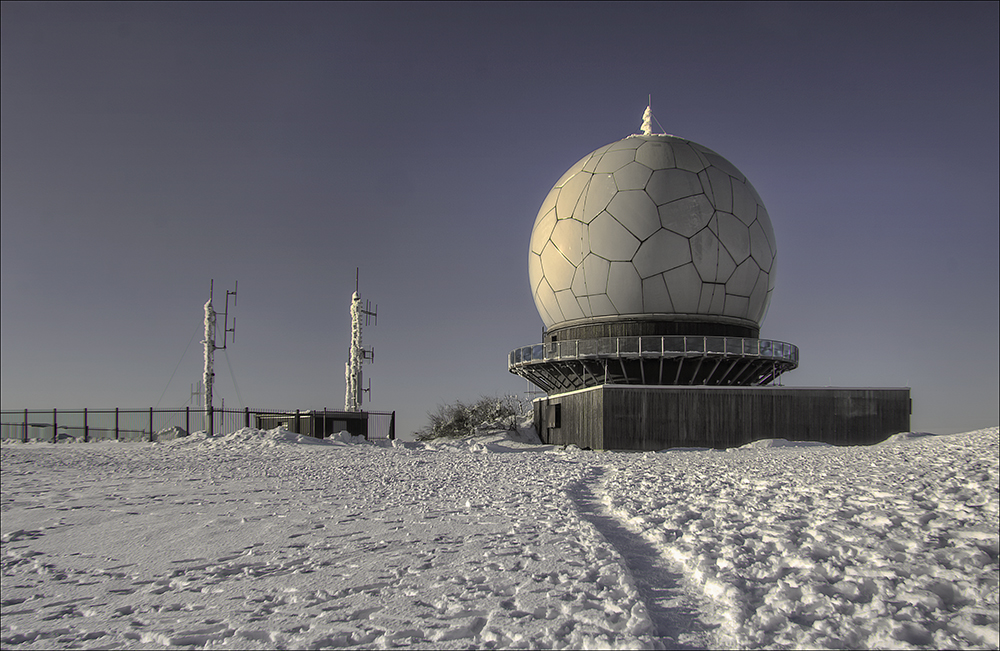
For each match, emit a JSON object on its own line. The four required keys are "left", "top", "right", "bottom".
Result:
{"left": 2, "top": 2, "right": 997, "bottom": 437}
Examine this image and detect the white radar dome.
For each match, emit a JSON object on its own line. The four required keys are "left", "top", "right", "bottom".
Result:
{"left": 528, "top": 134, "right": 776, "bottom": 332}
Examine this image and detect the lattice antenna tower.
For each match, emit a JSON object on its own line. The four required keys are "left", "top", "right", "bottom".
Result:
{"left": 203, "top": 279, "right": 237, "bottom": 436}
{"left": 345, "top": 269, "right": 377, "bottom": 411}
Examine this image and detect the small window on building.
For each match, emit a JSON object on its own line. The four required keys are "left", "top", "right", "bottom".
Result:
{"left": 547, "top": 403, "right": 561, "bottom": 429}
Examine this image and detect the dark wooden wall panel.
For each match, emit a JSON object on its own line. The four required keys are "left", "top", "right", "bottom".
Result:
{"left": 537, "top": 390, "right": 605, "bottom": 449}
{"left": 537, "top": 386, "right": 910, "bottom": 450}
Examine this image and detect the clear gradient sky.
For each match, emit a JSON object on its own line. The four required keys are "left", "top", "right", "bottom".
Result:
{"left": 2, "top": 2, "right": 998, "bottom": 438}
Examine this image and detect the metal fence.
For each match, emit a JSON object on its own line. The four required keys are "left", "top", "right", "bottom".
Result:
{"left": 0, "top": 408, "right": 395, "bottom": 443}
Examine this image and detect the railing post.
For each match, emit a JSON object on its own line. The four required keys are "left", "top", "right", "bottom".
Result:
{"left": 22, "top": 409, "right": 28, "bottom": 443}
{"left": 115, "top": 407, "right": 119, "bottom": 441}
{"left": 295, "top": 409, "right": 300, "bottom": 434}
{"left": 83, "top": 408, "right": 89, "bottom": 443}
{"left": 323, "top": 407, "right": 328, "bottom": 439}
{"left": 185, "top": 406, "right": 190, "bottom": 436}
{"left": 244, "top": 406, "right": 250, "bottom": 429}
{"left": 149, "top": 407, "right": 154, "bottom": 442}
{"left": 52, "top": 408, "right": 57, "bottom": 444}
{"left": 389, "top": 411, "right": 396, "bottom": 441}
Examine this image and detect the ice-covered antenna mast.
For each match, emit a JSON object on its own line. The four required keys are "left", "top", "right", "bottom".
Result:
{"left": 639, "top": 96, "right": 667, "bottom": 136}
{"left": 203, "top": 279, "right": 237, "bottom": 436}
{"left": 345, "top": 269, "right": 377, "bottom": 412}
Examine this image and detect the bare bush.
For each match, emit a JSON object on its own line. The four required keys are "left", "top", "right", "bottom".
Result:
{"left": 417, "top": 395, "right": 529, "bottom": 441}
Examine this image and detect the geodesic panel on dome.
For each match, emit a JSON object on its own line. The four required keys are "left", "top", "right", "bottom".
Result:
{"left": 587, "top": 293, "right": 617, "bottom": 318}
{"left": 749, "top": 275, "right": 771, "bottom": 319}
{"left": 535, "top": 279, "right": 561, "bottom": 324}
{"left": 613, "top": 162, "right": 653, "bottom": 191}
{"left": 582, "top": 253, "right": 610, "bottom": 296}
{"left": 716, "top": 212, "right": 751, "bottom": 263}
{"left": 540, "top": 241, "right": 575, "bottom": 291}
{"left": 550, "top": 218, "right": 588, "bottom": 266}
{"left": 749, "top": 220, "right": 773, "bottom": 272}
{"left": 528, "top": 134, "right": 777, "bottom": 330}
{"left": 635, "top": 140, "right": 675, "bottom": 169}
{"left": 659, "top": 195, "right": 714, "bottom": 237}
{"left": 671, "top": 143, "right": 708, "bottom": 173}
{"left": 589, "top": 212, "right": 640, "bottom": 261}
{"left": 530, "top": 208, "right": 557, "bottom": 255}
{"left": 723, "top": 294, "right": 750, "bottom": 318}
{"left": 727, "top": 259, "right": 760, "bottom": 298}
{"left": 642, "top": 274, "right": 673, "bottom": 312}
{"left": 582, "top": 173, "right": 617, "bottom": 222}
{"left": 691, "top": 228, "right": 722, "bottom": 282}
{"left": 633, "top": 229, "right": 690, "bottom": 278}
{"left": 647, "top": 169, "right": 702, "bottom": 205}
{"left": 528, "top": 251, "right": 543, "bottom": 292}
{"left": 607, "top": 262, "right": 643, "bottom": 314}
{"left": 556, "top": 289, "right": 585, "bottom": 322}
{"left": 732, "top": 180, "right": 757, "bottom": 222}
{"left": 592, "top": 148, "right": 634, "bottom": 173}
{"left": 557, "top": 172, "right": 591, "bottom": 218}
{"left": 663, "top": 263, "right": 702, "bottom": 313}
{"left": 706, "top": 167, "right": 733, "bottom": 212}
{"left": 607, "top": 191, "right": 660, "bottom": 241}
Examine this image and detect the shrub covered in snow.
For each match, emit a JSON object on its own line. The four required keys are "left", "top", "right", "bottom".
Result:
{"left": 417, "top": 395, "right": 529, "bottom": 440}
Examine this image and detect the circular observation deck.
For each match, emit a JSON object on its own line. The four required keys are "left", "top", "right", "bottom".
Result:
{"left": 509, "top": 335, "right": 798, "bottom": 394}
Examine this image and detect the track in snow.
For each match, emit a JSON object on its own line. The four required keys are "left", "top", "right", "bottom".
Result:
{"left": 569, "top": 467, "right": 719, "bottom": 650}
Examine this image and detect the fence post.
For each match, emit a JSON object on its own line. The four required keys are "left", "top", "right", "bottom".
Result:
{"left": 53, "top": 408, "right": 58, "bottom": 444}
{"left": 295, "top": 409, "right": 300, "bottom": 434}
{"left": 83, "top": 408, "right": 89, "bottom": 443}
{"left": 149, "top": 408, "right": 154, "bottom": 442}
{"left": 22, "top": 409, "right": 28, "bottom": 443}
{"left": 244, "top": 407, "right": 249, "bottom": 429}
{"left": 185, "top": 406, "right": 190, "bottom": 436}
{"left": 323, "top": 407, "right": 328, "bottom": 439}
{"left": 389, "top": 411, "right": 396, "bottom": 440}
{"left": 115, "top": 407, "right": 119, "bottom": 440}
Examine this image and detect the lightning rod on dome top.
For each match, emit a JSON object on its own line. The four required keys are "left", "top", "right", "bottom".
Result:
{"left": 345, "top": 268, "right": 377, "bottom": 412}
{"left": 203, "top": 279, "right": 237, "bottom": 436}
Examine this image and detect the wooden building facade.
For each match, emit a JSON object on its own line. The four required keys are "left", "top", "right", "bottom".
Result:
{"left": 534, "top": 385, "right": 911, "bottom": 450}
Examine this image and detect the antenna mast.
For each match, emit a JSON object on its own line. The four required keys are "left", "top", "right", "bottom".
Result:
{"left": 345, "top": 268, "right": 377, "bottom": 412}
{"left": 203, "top": 279, "right": 237, "bottom": 436}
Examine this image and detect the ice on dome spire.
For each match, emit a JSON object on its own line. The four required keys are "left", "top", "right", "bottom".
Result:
{"left": 641, "top": 104, "right": 653, "bottom": 136}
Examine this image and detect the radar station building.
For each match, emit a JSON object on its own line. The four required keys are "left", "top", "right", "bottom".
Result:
{"left": 509, "top": 110, "right": 910, "bottom": 450}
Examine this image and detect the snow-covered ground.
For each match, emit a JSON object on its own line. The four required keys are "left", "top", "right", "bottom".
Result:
{"left": 1, "top": 426, "right": 997, "bottom": 650}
